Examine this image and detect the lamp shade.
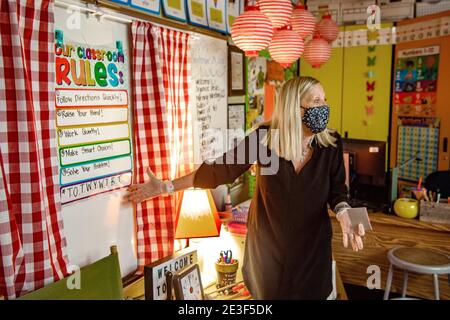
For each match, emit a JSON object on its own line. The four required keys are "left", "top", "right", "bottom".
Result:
{"left": 174, "top": 189, "right": 221, "bottom": 239}
{"left": 231, "top": 5, "right": 274, "bottom": 57}
{"left": 258, "top": 0, "right": 293, "bottom": 29}
{"left": 316, "top": 14, "right": 339, "bottom": 43}
{"left": 268, "top": 26, "right": 304, "bottom": 68}
{"left": 290, "top": 4, "right": 316, "bottom": 39}
{"left": 303, "top": 34, "right": 331, "bottom": 68}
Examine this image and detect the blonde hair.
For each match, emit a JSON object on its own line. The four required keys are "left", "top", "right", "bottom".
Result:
{"left": 261, "top": 76, "right": 337, "bottom": 161}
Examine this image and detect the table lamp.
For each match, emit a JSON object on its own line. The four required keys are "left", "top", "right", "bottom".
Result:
{"left": 174, "top": 188, "right": 221, "bottom": 239}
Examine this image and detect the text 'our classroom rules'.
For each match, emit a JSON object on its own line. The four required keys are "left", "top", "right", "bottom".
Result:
{"left": 54, "top": 32, "right": 132, "bottom": 204}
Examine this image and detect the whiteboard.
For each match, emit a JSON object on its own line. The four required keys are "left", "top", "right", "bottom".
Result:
{"left": 189, "top": 34, "right": 228, "bottom": 165}
{"left": 54, "top": 5, "right": 137, "bottom": 277}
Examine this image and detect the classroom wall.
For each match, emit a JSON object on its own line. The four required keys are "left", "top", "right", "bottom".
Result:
{"left": 300, "top": 27, "right": 345, "bottom": 133}
{"left": 300, "top": 24, "right": 393, "bottom": 143}
{"left": 54, "top": 5, "right": 137, "bottom": 277}
{"left": 390, "top": 12, "right": 450, "bottom": 171}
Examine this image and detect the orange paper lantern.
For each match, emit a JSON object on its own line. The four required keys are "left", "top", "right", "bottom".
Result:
{"left": 269, "top": 26, "right": 304, "bottom": 68}
{"left": 290, "top": 4, "right": 316, "bottom": 39}
{"left": 303, "top": 34, "right": 331, "bottom": 68}
{"left": 258, "top": 0, "right": 293, "bottom": 29}
{"left": 316, "top": 14, "right": 339, "bottom": 43}
{"left": 231, "top": 5, "right": 274, "bottom": 56}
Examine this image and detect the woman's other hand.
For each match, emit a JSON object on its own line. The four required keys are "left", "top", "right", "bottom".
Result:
{"left": 124, "top": 168, "right": 165, "bottom": 204}
{"left": 336, "top": 209, "right": 365, "bottom": 252}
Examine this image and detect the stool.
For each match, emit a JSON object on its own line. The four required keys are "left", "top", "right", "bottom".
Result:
{"left": 383, "top": 247, "right": 450, "bottom": 300}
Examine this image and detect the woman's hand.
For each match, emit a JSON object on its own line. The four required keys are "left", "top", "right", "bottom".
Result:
{"left": 336, "top": 209, "right": 365, "bottom": 252}
{"left": 124, "top": 168, "right": 165, "bottom": 204}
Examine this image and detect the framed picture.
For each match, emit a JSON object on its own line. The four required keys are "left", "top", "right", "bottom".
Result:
{"left": 228, "top": 45, "right": 246, "bottom": 96}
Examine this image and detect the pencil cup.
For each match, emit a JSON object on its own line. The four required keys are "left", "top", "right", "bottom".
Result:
{"left": 215, "top": 260, "right": 239, "bottom": 289}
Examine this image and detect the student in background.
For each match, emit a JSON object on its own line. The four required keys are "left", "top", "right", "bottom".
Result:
{"left": 125, "top": 76, "right": 365, "bottom": 300}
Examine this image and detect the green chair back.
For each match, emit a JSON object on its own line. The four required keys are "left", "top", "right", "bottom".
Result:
{"left": 18, "top": 250, "right": 123, "bottom": 300}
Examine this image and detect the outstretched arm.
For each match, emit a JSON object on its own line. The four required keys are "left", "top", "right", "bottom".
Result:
{"left": 124, "top": 168, "right": 197, "bottom": 204}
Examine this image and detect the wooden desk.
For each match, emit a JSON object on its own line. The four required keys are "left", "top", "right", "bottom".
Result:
{"left": 330, "top": 212, "right": 450, "bottom": 299}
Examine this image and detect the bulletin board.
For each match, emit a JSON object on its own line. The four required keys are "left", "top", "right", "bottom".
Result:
{"left": 189, "top": 34, "right": 228, "bottom": 164}
{"left": 54, "top": 6, "right": 137, "bottom": 277}
{"left": 397, "top": 126, "right": 439, "bottom": 181}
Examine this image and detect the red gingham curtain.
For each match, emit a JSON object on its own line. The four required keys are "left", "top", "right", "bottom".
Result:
{"left": 156, "top": 27, "right": 193, "bottom": 180}
{"left": 131, "top": 21, "right": 192, "bottom": 268}
{"left": 0, "top": 0, "right": 68, "bottom": 299}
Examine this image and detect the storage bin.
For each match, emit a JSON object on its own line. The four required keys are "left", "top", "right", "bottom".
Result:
{"left": 416, "top": 1, "right": 450, "bottom": 17}
{"left": 419, "top": 200, "right": 450, "bottom": 224}
{"left": 341, "top": 0, "right": 376, "bottom": 25}
{"left": 380, "top": 1, "right": 415, "bottom": 21}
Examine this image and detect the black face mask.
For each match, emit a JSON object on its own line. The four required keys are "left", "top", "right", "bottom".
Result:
{"left": 301, "top": 105, "right": 330, "bottom": 134}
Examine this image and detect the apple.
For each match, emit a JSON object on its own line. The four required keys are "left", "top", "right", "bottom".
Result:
{"left": 394, "top": 198, "right": 419, "bottom": 219}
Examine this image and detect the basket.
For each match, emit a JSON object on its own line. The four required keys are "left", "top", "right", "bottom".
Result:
{"left": 215, "top": 260, "right": 239, "bottom": 289}
{"left": 419, "top": 200, "right": 450, "bottom": 225}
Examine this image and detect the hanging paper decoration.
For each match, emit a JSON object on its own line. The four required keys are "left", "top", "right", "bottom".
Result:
{"left": 316, "top": 14, "right": 339, "bottom": 43}
{"left": 364, "top": 34, "right": 378, "bottom": 120}
{"left": 231, "top": 5, "right": 274, "bottom": 57}
{"left": 257, "top": 0, "right": 293, "bottom": 29}
{"left": 366, "top": 81, "right": 375, "bottom": 91}
{"left": 268, "top": 25, "right": 304, "bottom": 68}
{"left": 290, "top": 4, "right": 316, "bottom": 39}
{"left": 303, "top": 34, "right": 331, "bottom": 68}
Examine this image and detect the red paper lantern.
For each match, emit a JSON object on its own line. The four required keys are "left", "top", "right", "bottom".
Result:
{"left": 269, "top": 26, "right": 304, "bottom": 68}
{"left": 290, "top": 4, "right": 316, "bottom": 39}
{"left": 316, "top": 14, "right": 339, "bottom": 43}
{"left": 303, "top": 34, "right": 331, "bottom": 68}
{"left": 258, "top": 0, "right": 293, "bottom": 29}
{"left": 231, "top": 5, "right": 274, "bottom": 57}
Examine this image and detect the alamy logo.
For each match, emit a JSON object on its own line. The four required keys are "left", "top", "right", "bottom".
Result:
{"left": 66, "top": 264, "right": 81, "bottom": 290}
{"left": 367, "top": 5, "right": 381, "bottom": 31}
{"left": 367, "top": 265, "right": 381, "bottom": 290}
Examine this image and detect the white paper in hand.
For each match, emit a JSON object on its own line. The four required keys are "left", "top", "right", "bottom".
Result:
{"left": 346, "top": 207, "right": 373, "bottom": 231}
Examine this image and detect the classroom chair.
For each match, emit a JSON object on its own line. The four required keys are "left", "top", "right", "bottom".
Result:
{"left": 424, "top": 170, "right": 450, "bottom": 198}
{"left": 383, "top": 246, "right": 450, "bottom": 300}
{"left": 17, "top": 246, "right": 123, "bottom": 300}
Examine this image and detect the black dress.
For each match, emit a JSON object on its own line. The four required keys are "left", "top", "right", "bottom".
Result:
{"left": 193, "top": 126, "right": 349, "bottom": 299}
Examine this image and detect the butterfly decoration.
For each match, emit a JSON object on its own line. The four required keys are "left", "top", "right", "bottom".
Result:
{"left": 367, "top": 30, "right": 379, "bottom": 42}
{"left": 365, "top": 105, "right": 374, "bottom": 116}
{"left": 367, "top": 56, "right": 376, "bottom": 67}
{"left": 366, "top": 81, "right": 376, "bottom": 91}
{"left": 368, "top": 45, "right": 376, "bottom": 52}
{"left": 367, "top": 95, "right": 374, "bottom": 102}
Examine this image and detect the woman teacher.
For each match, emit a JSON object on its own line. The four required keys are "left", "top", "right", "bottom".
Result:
{"left": 125, "top": 76, "right": 366, "bottom": 299}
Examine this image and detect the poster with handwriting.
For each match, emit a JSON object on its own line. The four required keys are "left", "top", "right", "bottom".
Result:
{"left": 189, "top": 34, "right": 228, "bottom": 164}
{"left": 206, "top": 0, "right": 226, "bottom": 33}
{"left": 55, "top": 31, "right": 132, "bottom": 204}
{"left": 226, "top": 0, "right": 240, "bottom": 34}
{"left": 130, "top": 0, "right": 161, "bottom": 14}
{"left": 186, "top": 0, "right": 208, "bottom": 28}
{"left": 161, "top": 0, "right": 187, "bottom": 22}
